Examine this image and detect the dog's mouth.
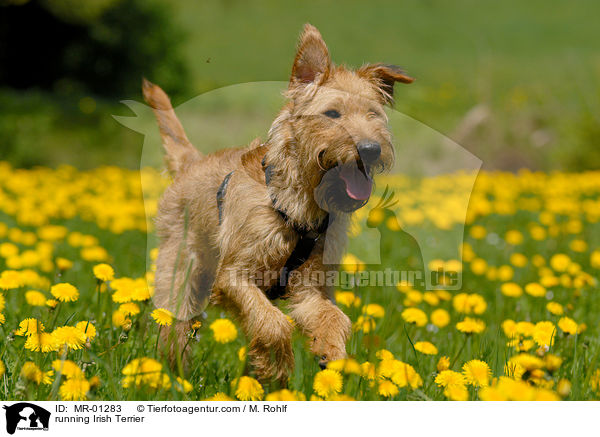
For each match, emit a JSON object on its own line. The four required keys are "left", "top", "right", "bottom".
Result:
{"left": 338, "top": 161, "right": 373, "bottom": 201}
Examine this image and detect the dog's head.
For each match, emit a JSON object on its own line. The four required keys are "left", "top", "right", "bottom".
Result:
{"left": 272, "top": 23, "right": 413, "bottom": 213}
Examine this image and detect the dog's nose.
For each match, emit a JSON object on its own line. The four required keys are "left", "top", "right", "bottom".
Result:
{"left": 357, "top": 140, "right": 381, "bottom": 164}
{"left": 319, "top": 361, "right": 327, "bottom": 370}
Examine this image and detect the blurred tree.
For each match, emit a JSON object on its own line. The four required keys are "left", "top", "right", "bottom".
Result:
{"left": 0, "top": 0, "right": 188, "bottom": 98}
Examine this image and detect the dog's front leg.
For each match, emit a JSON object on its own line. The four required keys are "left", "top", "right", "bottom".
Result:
{"left": 213, "top": 267, "right": 294, "bottom": 385}
{"left": 287, "top": 254, "right": 352, "bottom": 369}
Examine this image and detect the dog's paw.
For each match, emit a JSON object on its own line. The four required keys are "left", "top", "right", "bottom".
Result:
{"left": 310, "top": 307, "right": 351, "bottom": 369}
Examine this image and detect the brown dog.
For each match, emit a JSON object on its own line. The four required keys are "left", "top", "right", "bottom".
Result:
{"left": 143, "top": 23, "right": 412, "bottom": 384}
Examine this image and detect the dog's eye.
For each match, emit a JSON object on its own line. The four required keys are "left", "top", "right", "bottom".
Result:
{"left": 323, "top": 109, "right": 341, "bottom": 119}
{"left": 367, "top": 109, "right": 382, "bottom": 118}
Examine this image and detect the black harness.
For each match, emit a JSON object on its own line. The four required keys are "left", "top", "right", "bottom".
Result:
{"left": 216, "top": 163, "right": 328, "bottom": 300}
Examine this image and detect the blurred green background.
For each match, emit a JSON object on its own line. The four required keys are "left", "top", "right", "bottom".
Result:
{"left": 1, "top": 0, "right": 599, "bottom": 171}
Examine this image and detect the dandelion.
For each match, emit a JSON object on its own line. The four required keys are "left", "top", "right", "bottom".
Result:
{"left": 414, "top": 341, "right": 438, "bottom": 355}
{"left": 378, "top": 380, "right": 399, "bottom": 397}
{"left": 550, "top": 253, "right": 571, "bottom": 272}
{"left": 462, "top": 360, "right": 491, "bottom": 387}
{"left": 46, "top": 299, "right": 58, "bottom": 309}
{"left": 533, "top": 321, "right": 556, "bottom": 347}
{"left": 544, "top": 354, "right": 563, "bottom": 372}
{"left": 401, "top": 308, "right": 427, "bottom": 327}
{"left": 0, "top": 292, "right": 4, "bottom": 311}
{"left": 435, "top": 370, "right": 466, "bottom": 388}
{"left": 558, "top": 317, "right": 578, "bottom": 335}
{"left": 234, "top": 376, "right": 264, "bottom": 401}
{"left": 15, "top": 318, "right": 45, "bottom": 336}
{"left": 60, "top": 378, "right": 90, "bottom": 401}
{"left": 75, "top": 321, "right": 97, "bottom": 340}
{"left": 122, "top": 358, "right": 168, "bottom": 389}
{"left": 327, "top": 358, "right": 361, "bottom": 375}
{"left": 50, "top": 283, "right": 79, "bottom": 302}
{"left": 456, "top": 317, "right": 485, "bottom": 334}
{"left": 431, "top": 308, "right": 450, "bottom": 328}
{"left": 0, "top": 313, "right": 4, "bottom": 325}
{"left": 209, "top": 318, "right": 238, "bottom": 343}
{"left": 354, "top": 315, "right": 376, "bottom": 333}
{"left": 119, "top": 302, "right": 140, "bottom": 316}
{"left": 445, "top": 384, "right": 469, "bottom": 401}
{"left": 56, "top": 257, "right": 73, "bottom": 271}
{"left": 93, "top": 263, "right": 115, "bottom": 282}
{"left": 266, "top": 389, "right": 306, "bottom": 401}
{"left": 500, "top": 282, "right": 523, "bottom": 298}
{"left": 53, "top": 326, "right": 87, "bottom": 350}
{"left": 174, "top": 377, "right": 193, "bottom": 394}
{"left": 205, "top": 392, "right": 234, "bottom": 401}
{"left": 21, "top": 362, "right": 53, "bottom": 384}
{"left": 0, "top": 270, "right": 22, "bottom": 289}
{"left": 112, "top": 310, "right": 131, "bottom": 328}
{"left": 151, "top": 308, "right": 173, "bottom": 326}
{"left": 335, "top": 291, "right": 361, "bottom": 307}
{"left": 24, "top": 332, "right": 58, "bottom": 352}
{"left": 363, "top": 303, "right": 385, "bottom": 318}
{"left": 524, "top": 282, "right": 546, "bottom": 297}
{"left": 437, "top": 356, "right": 450, "bottom": 372}
{"left": 313, "top": 369, "right": 343, "bottom": 398}
{"left": 52, "top": 359, "right": 84, "bottom": 379}
{"left": 546, "top": 302, "right": 564, "bottom": 315}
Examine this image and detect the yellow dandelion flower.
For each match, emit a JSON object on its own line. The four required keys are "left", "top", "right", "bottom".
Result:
{"left": 118, "top": 302, "right": 140, "bottom": 316}
{"left": 25, "top": 290, "right": 47, "bottom": 306}
{"left": 24, "top": 332, "right": 58, "bottom": 352}
{"left": 533, "top": 321, "right": 556, "bottom": 347}
{"left": 524, "top": 282, "right": 546, "bottom": 298}
{"left": 238, "top": 346, "right": 246, "bottom": 361}
{"left": 313, "top": 369, "right": 343, "bottom": 398}
{"left": 265, "top": 389, "right": 306, "bottom": 401}
{"left": 500, "top": 282, "right": 523, "bottom": 298}
{"left": 0, "top": 292, "right": 4, "bottom": 312}
{"left": 335, "top": 291, "right": 361, "bottom": 307}
{"left": 456, "top": 317, "right": 485, "bottom": 334}
{"left": 327, "top": 358, "right": 361, "bottom": 374}
{"left": 46, "top": 299, "right": 58, "bottom": 309}
{"left": 353, "top": 315, "right": 376, "bottom": 333}
{"left": 550, "top": 253, "right": 571, "bottom": 272}
{"left": 21, "top": 362, "right": 53, "bottom": 384}
{"left": 505, "top": 230, "right": 523, "bottom": 245}
{"left": 15, "top": 318, "right": 45, "bottom": 336}
{"left": 93, "top": 263, "right": 115, "bottom": 282}
{"left": 414, "top": 341, "right": 438, "bottom": 355}
{"left": 378, "top": 380, "right": 399, "bottom": 397}
{"left": 234, "top": 376, "right": 264, "bottom": 401}
{"left": 0, "top": 270, "right": 22, "bottom": 289}
{"left": 558, "top": 317, "right": 578, "bottom": 335}
{"left": 509, "top": 253, "right": 528, "bottom": 267}
{"left": 151, "top": 308, "right": 173, "bottom": 326}
{"left": 75, "top": 321, "right": 97, "bottom": 340}
{"left": 360, "top": 361, "right": 376, "bottom": 380}
{"left": 122, "top": 358, "right": 168, "bottom": 389}
{"left": 376, "top": 349, "right": 395, "bottom": 361}
{"left": 401, "top": 308, "right": 427, "bottom": 327}
{"left": 544, "top": 354, "right": 563, "bottom": 372}
{"left": 431, "top": 308, "right": 450, "bottom": 328}
{"left": 462, "top": 360, "right": 491, "bottom": 387}
{"left": 59, "top": 378, "right": 90, "bottom": 401}
{"left": 175, "top": 377, "right": 193, "bottom": 393}
{"left": 56, "top": 257, "right": 73, "bottom": 271}
{"left": 362, "top": 303, "right": 385, "bottom": 318}
{"left": 209, "top": 318, "right": 238, "bottom": 343}
{"left": 0, "top": 313, "right": 4, "bottom": 325}
{"left": 50, "top": 283, "right": 79, "bottom": 302}
{"left": 445, "top": 384, "right": 469, "bottom": 401}
{"left": 112, "top": 310, "right": 131, "bottom": 328}
{"left": 437, "top": 356, "right": 450, "bottom": 372}
{"left": 205, "top": 392, "right": 234, "bottom": 401}
{"left": 435, "top": 370, "right": 466, "bottom": 388}
{"left": 52, "top": 326, "right": 87, "bottom": 350}
{"left": 52, "top": 359, "right": 84, "bottom": 379}
{"left": 0, "top": 359, "right": 4, "bottom": 378}
{"left": 546, "top": 302, "right": 564, "bottom": 316}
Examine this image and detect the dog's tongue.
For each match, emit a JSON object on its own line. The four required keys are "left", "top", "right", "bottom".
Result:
{"left": 339, "top": 165, "right": 372, "bottom": 201}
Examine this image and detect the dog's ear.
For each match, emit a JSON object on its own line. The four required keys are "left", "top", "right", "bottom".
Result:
{"left": 290, "top": 23, "right": 331, "bottom": 87}
{"left": 358, "top": 63, "right": 414, "bottom": 105}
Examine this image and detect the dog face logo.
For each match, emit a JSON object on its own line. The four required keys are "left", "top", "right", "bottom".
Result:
{"left": 2, "top": 403, "right": 51, "bottom": 434}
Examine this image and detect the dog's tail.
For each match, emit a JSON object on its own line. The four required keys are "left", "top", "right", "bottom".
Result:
{"left": 142, "top": 78, "right": 201, "bottom": 174}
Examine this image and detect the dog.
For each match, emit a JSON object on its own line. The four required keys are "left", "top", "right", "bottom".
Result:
{"left": 143, "top": 23, "right": 413, "bottom": 385}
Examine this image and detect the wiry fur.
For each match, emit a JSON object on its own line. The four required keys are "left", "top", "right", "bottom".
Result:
{"left": 145, "top": 23, "right": 413, "bottom": 384}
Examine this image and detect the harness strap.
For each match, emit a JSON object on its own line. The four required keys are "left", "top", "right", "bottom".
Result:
{"left": 215, "top": 152, "right": 329, "bottom": 300}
